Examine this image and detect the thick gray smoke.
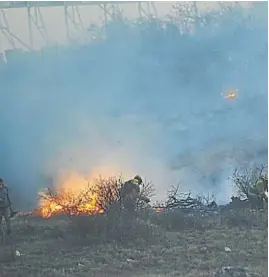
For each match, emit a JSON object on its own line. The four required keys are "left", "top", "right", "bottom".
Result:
{"left": 0, "top": 4, "right": 267, "bottom": 209}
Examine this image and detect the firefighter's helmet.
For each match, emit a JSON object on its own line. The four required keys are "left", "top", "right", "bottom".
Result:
{"left": 133, "top": 175, "right": 143, "bottom": 185}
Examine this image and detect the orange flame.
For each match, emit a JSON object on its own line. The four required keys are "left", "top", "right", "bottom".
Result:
{"left": 154, "top": 207, "right": 164, "bottom": 213}
{"left": 38, "top": 172, "right": 106, "bottom": 218}
{"left": 223, "top": 89, "right": 239, "bottom": 99}
{"left": 38, "top": 189, "right": 104, "bottom": 218}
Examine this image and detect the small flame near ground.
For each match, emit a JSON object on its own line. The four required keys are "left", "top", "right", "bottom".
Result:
{"left": 155, "top": 207, "right": 164, "bottom": 213}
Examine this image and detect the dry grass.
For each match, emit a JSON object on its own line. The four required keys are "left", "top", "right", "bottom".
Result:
{"left": 0, "top": 208, "right": 267, "bottom": 277}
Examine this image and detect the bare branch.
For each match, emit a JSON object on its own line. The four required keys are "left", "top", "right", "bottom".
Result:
{"left": 230, "top": 164, "right": 268, "bottom": 199}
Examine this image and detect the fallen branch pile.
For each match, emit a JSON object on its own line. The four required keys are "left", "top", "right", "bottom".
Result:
{"left": 154, "top": 184, "right": 217, "bottom": 213}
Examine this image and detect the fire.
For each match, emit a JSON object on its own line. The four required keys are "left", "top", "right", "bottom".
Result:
{"left": 223, "top": 89, "right": 239, "bottom": 99}
{"left": 155, "top": 207, "right": 164, "bottom": 213}
{"left": 38, "top": 172, "right": 106, "bottom": 218}
{"left": 39, "top": 196, "right": 64, "bottom": 218}
{"left": 38, "top": 189, "right": 104, "bottom": 218}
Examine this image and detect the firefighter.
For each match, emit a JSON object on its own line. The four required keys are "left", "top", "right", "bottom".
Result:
{"left": 256, "top": 173, "right": 268, "bottom": 202}
{"left": 0, "top": 178, "right": 13, "bottom": 235}
{"left": 120, "top": 175, "right": 150, "bottom": 213}
{"left": 248, "top": 173, "right": 268, "bottom": 209}
{"left": 264, "top": 173, "right": 268, "bottom": 199}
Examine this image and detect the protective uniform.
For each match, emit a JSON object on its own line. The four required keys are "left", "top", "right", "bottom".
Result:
{"left": 248, "top": 173, "right": 268, "bottom": 209}
{"left": 0, "top": 178, "right": 12, "bottom": 234}
{"left": 257, "top": 173, "right": 268, "bottom": 203}
{"left": 120, "top": 175, "right": 148, "bottom": 212}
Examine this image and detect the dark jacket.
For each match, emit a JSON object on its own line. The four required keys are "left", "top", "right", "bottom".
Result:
{"left": 120, "top": 179, "right": 140, "bottom": 200}
{"left": 0, "top": 185, "right": 10, "bottom": 208}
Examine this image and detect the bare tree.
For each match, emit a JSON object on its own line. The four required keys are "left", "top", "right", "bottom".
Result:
{"left": 90, "top": 176, "right": 123, "bottom": 212}
{"left": 137, "top": 179, "right": 155, "bottom": 210}
{"left": 231, "top": 164, "right": 267, "bottom": 199}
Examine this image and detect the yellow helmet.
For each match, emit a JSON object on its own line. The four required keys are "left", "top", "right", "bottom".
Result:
{"left": 133, "top": 175, "right": 142, "bottom": 185}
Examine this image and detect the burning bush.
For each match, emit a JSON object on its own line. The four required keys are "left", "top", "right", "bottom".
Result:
{"left": 37, "top": 175, "right": 155, "bottom": 218}
{"left": 38, "top": 186, "right": 104, "bottom": 218}
{"left": 35, "top": 175, "right": 161, "bottom": 245}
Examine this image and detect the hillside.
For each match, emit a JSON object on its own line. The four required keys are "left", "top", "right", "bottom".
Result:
{"left": 0, "top": 209, "right": 267, "bottom": 277}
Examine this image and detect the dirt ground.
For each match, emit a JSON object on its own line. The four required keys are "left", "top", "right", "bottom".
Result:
{"left": 0, "top": 211, "right": 267, "bottom": 277}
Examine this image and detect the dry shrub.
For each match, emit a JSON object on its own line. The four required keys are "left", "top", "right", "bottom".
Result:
{"left": 149, "top": 184, "right": 218, "bottom": 231}
{"left": 150, "top": 209, "right": 208, "bottom": 231}
{"left": 112, "top": 217, "right": 165, "bottom": 246}
{"left": 38, "top": 176, "right": 157, "bottom": 244}
{"left": 68, "top": 212, "right": 164, "bottom": 246}
{"left": 149, "top": 180, "right": 268, "bottom": 231}
{"left": 92, "top": 176, "right": 155, "bottom": 211}
{"left": 11, "top": 215, "right": 70, "bottom": 242}
{"left": 149, "top": 207, "right": 267, "bottom": 232}
{"left": 231, "top": 164, "right": 267, "bottom": 199}
{"left": 219, "top": 209, "right": 267, "bottom": 229}
{"left": 155, "top": 183, "right": 216, "bottom": 211}
{"left": 91, "top": 176, "right": 122, "bottom": 212}
{"left": 69, "top": 214, "right": 109, "bottom": 241}
{"left": 137, "top": 180, "right": 155, "bottom": 210}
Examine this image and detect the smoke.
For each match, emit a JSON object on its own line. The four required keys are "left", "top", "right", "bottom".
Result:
{"left": 0, "top": 4, "right": 267, "bottom": 209}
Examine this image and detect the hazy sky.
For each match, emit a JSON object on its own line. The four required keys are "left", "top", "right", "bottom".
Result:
{"left": 0, "top": 2, "right": 171, "bottom": 50}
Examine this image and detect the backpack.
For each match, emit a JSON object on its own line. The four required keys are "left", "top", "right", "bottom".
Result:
{"left": 120, "top": 180, "right": 140, "bottom": 199}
